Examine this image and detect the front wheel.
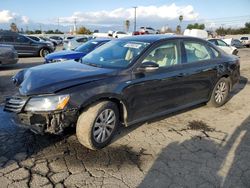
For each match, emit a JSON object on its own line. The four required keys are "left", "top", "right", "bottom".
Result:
{"left": 207, "top": 77, "right": 230, "bottom": 107}
{"left": 76, "top": 101, "right": 119, "bottom": 150}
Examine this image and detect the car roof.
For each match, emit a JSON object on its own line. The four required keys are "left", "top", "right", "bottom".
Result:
{"left": 118, "top": 34, "right": 203, "bottom": 43}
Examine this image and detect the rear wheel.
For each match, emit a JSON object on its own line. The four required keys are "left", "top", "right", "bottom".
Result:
{"left": 208, "top": 77, "right": 230, "bottom": 107}
{"left": 76, "top": 101, "right": 119, "bottom": 150}
{"left": 39, "top": 48, "right": 50, "bottom": 57}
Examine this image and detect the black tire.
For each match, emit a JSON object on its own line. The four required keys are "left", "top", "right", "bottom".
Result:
{"left": 208, "top": 77, "right": 230, "bottom": 107}
{"left": 53, "top": 42, "right": 57, "bottom": 46}
{"left": 39, "top": 48, "right": 50, "bottom": 57}
{"left": 76, "top": 101, "right": 119, "bottom": 150}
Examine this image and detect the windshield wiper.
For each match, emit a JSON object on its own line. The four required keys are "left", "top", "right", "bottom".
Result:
{"left": 84, "top": 62, "right": 102, "bottom": 68}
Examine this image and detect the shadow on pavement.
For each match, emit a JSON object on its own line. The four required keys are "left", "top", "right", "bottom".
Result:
{"left": 0, "top": 107, "right": 74, "bottom": 164}
{"left": 138, "top": 115, "right": 250, "bottom": 188}
{"left": 228, "top": 76, "right": 248, "bottom": 100}
{"left": 0, "top": 107, "right": 144, "bottom": 171}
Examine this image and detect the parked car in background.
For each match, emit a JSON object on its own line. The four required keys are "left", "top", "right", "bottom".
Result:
{"left": 6, "top": 35, "right": 240, "bottom": 150}
{"left": 133, "top": 27, "right": 158, "bottom": 35}
{"left": 0, "top": 44, "right": 18, "bottom": 65}
{"left": 240, "top": 36, "right": 250, "bottom": 48}
{"left": 45, "top": 38, "right": 111, "bottom": 63}
{"left": 27, "top": 36, "right": 55, "bottom": 50}
{"left": 63, "top": 36, "right": 75, "bottom": 43}
{"left": 49, "top": 36, "right": 63, "bottom": 45}
{"left": 0, "top": 31, "right": 54, "bottom": 57}
{"left": 139, "top": 27, "right": 158, "bottom": 34}
{"left": 63, "top": 36, "right": 93, "bottom": 50}
{"left": 184, "top": 29, "right": 208, "bottom": 39}
{"left": 208, "top": 39, "right": 238, "bottom": 55}
{"left": 222, "top": 38, "right": 244, "bottom": 49}
{"left": 112, "top": 31, "right": 130, "bottom": 38}
{"left": 38, "top": 36, "right": 57, "bottom": 46}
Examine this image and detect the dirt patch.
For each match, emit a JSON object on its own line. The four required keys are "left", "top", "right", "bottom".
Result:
{"left": 187, "top": 120, "right": 215, "bottom": 132}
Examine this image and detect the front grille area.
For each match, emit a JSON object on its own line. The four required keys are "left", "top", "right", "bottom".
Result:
{"left": 4, "top": 96, "right": 27, "bottom": 113}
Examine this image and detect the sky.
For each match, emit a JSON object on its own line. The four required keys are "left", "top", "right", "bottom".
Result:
{"left": 0, "top": 0, "right": 250, "bottom": 32}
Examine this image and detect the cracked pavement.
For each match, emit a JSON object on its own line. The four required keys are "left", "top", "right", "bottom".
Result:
{"left": 0, "top": 48, "right": 250, "bottom": 188}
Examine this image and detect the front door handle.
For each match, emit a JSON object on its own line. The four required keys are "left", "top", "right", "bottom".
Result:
{"left": 177, "top": 73, "right": 189, "bottom": 77}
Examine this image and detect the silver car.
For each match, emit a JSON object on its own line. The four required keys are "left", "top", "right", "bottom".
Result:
{"left": 0, "top": 44, "right": 18, "bottom": 65}
{"left": 63, "top": 36, "right": 93, "bottom": 50}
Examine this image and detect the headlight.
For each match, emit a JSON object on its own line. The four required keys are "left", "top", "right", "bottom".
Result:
{"left": 52, "top": 58, "right": 68, "bottom": 63}
{"left": 25, "top": 95, "right": 70, "bottom": 112}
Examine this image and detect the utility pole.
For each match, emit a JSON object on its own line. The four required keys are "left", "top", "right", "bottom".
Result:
{"left": 133, "top": 6, "right": 137, "bottom": 32}
{"left": 74, "top": 18, "right": 77, "bottom": 34}
{"left": 57, "top": 18, "right": 60, "bottom": 31}
{"left": 39, "top": 24, "right": 42, "bottom": 33}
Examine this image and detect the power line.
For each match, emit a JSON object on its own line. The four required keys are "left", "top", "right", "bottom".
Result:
{"left": 203, "top": 15, "right": 250, "bottom": 21}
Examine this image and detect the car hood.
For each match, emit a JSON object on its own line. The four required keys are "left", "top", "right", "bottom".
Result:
{"left": 45, "top": 50, "right": 85, "bottom": 60}
{"left": 13, "top": 61, "right": 116, "bottom": 96}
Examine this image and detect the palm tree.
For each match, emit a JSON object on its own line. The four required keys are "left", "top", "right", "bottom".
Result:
{"left": 178, "top": 15, "right": 183, "bottom": 34}
{"left": 124, "top": 20, "right": 130, "bottom": 32}
{"left": 10, "top": 22, "right": 18, "bottom": 32}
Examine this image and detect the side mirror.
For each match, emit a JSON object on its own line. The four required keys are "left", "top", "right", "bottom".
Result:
{"left": 137, "top": 61, "right": 159, "bottom": 72}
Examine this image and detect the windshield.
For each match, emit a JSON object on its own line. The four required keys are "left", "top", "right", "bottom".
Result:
{"left": 81, "top": 40, "right": 150, "bottom": 68}
{"left": 75, "top": 40, "right": 105, "bottom": 54}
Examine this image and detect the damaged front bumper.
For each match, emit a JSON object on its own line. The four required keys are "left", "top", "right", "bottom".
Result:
{"left": 12, "top": 110, "right": 78, "bottom": 134}
{"left": 11, "top": 109, "right": 78, "bottom": 134}
{"left": 4, "top": 96, "right": 78, "bottom": 134}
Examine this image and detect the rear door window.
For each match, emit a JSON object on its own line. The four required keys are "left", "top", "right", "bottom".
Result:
{"left": 16, "top": 36, "right": 30, "bottom": 43}
{"left": 217, "top": 40, "right": 228, "bottom": 46}
{"left": 142, "top": 41, "right": 180, "bottom": 67}
{"left": 184, "top": 41, "right": 212, "bottom": 63}
{"left": 0, "top": 36, "right": 15, "bottom": 42}
{"left": 208, "top": 39, "right": 217, "bottom": 46}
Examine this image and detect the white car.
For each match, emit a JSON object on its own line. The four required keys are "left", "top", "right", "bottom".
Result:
{"left": 208, "top": 39, "right": 238, "bottom": 55}
{"left": 63, "top": 36, "right": 75, "bottom": 43}
{"left": 112, "top": 31, "right": 130, "bottom": 38}
{"left": 240, "top": 36, "right": 250, "bottom": 48}
{"left": 63, "top": 36, "right": 92, "bottom": 50}
{"left": 139, "top": 27, "right": 158, "bottom": 34}
{"left": 222, "top": 38, "right": 244, "bottom": 48}
{"left": 184, "top": 29, "right": 208, "bottom": 39}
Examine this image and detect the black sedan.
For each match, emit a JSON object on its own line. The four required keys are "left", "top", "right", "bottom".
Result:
{"left": 5, "top": 35, "right": 240, "bottom": 150}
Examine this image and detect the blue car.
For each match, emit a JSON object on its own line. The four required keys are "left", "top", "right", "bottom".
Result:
{"left": 44, "top": 38, "right": 111, "bottom": 63}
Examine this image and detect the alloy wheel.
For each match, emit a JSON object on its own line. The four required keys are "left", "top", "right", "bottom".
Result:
{"left": 215, "top": 81, "right": 228, "bottom": 103}
{"left": 93, "top": 109, "right": 116, "bottom": 143}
